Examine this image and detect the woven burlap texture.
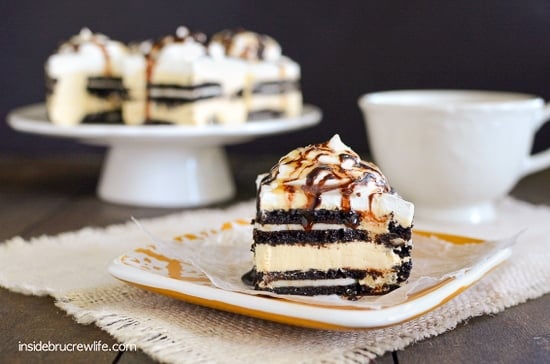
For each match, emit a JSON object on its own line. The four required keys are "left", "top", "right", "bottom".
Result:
{"left": 1, "top": 198, "right": 549, "bottom": 364}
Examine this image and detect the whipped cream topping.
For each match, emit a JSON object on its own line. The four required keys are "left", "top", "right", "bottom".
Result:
{"left": 208, "top": 29, "right": 282, "bottom": 61}
{"left": 46, "top": 28, "right": 128, "bottom": 77}
{"left": 260, "top": 134, "right": 390, "bottom": 207}
{"left": 133, "top": 26, "right": 208, "bottom": 65}
{"left": 257, "top": 135, "right": 414, "bottom": 227}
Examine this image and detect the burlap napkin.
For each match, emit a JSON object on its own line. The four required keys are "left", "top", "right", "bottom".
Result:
{"left": 1, "top": 198, "right": 549, "bottom": 363}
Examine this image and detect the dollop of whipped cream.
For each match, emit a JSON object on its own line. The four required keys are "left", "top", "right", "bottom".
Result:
{"left": 46, "top": 28, "right": 128, "bottom": 76}
{"left": 137, "top": 26, "right": 208, "bottom": 62}
{"left": 261, "top": 134, "right": 390, "bottom": 194}
{"left": 258, "top": 135, "right": 414, "bottom": 226}
{"left": 208, "top": 29, "right": 282, "bottom": 61}
{"left": 55, "top": 28, "right": 109, "bottom": 53}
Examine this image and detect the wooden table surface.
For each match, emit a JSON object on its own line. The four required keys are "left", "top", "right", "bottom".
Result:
{"left": 0, "top": 153, "right": 548, "bottom": 364}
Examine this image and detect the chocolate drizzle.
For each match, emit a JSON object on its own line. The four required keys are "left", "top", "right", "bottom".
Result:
{"left": 258, "top": 136, "right": 392, "bottom": 224}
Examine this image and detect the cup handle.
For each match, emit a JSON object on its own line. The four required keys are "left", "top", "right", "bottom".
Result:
{"left": 521, "top": 103, "right": 550, "bottom": 177}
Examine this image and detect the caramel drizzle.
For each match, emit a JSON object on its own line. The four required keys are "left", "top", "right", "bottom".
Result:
{"left": 145, "top": 54, "right": 156, "bottom": 121}
{"left": 92, "top": 39, "right": 112, "bottom": 76}
{"left": 212, "top": 29, "right": 271, "bottom": 61}
{"left": 260, "top": 140, "right": 391, "bottom": 230}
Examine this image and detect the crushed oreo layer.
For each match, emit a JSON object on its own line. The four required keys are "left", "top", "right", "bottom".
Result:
{"left": 266, "top": 284, "right": 396, "bottom": 297}
{"left": 242, "top": 265, "right": 410, "bottom": 298}
{"left": 397, "top": 260, "right": 412, "bottom": 282}
{"left": 392, "top": 243, "right": 412, "bottom": 259}
{"left": 255, "top": 268, "right": 379, "bottom": 282}
{"left": 45, "top": 76, "right": 57, "bottom": 96}
{"left": 143, "top": 119, "right": 173, "bottom": 125}
{"left": 147, "top": 82, "right": 223, "bottom": 106}
{"left": 249, "top": 80, "right": 300, "bottom": 95}
{"left": 388, "top": 220, "right": 413, "bottom": 241}
{"left": 253, "top": 229, "right": 370, "bottom": 245}
{"left": 86, "top": 77, "right": 127, "bottom": 99}
{"left": 256, "top": 209, "right": 362, "bottom": 229}
{"left": 247, "top": 110, "right": 284, "bottom": 120}
{"left": 81, "top": 109, "right": 123, "bottom": 124}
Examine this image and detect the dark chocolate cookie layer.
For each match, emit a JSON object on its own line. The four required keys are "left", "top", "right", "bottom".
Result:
{"left": 256, "top": 209, "right": 362, "bottom": 228}
{"left": 81, "top": 109, "right": 123, "bottom": 124}
{"left": 247, "top": 110, "right": 284, "bottom": 120}
{"left": 253, "top": 230, "right": 411, "bottom": 248}
{"left": 257, "top": 282, "right": 400, "bottom": 297}
{"left": 253, "top": 229, "right": 370, "bottom": 245}
{"left": 86, "top": 77, "right": 127, "bottom": 99}
{"left": 254, "top": 266, "right": 410, "bottom": 285}
{"left": 250, "top": 80, "right": 300, "bottom": 95}
{"left": 147, "top": 82, "right": 223, "bottom": 106}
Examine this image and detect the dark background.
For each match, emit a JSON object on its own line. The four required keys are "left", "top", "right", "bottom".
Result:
{"left": 2, "top": 0, "right": 550, "bottom": 157}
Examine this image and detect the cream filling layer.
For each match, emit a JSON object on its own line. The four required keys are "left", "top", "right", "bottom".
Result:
{"left": 47, "top": 73, "right": 120, "bottom": 126}
{"left": 148, "top": 85, "right": 222, "bottom": 99}
{"left": 254, "top": 242, "right": 403, "bottom": 272}
{"left": 264, "top": 278, "right": 356, "bottom": 288}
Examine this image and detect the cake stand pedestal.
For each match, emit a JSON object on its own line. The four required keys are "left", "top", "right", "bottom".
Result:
{"left": 99, "top": 143, "right": 234, "bottom": 207}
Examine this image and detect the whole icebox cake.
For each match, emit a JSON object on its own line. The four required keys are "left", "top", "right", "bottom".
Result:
{"left": 45, "top": 27, "right": 302, "bottom": 126}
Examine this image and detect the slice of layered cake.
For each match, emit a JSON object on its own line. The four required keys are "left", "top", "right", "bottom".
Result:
{"left": 45, "top": 28, "right": 128, "bottom": 125}
{"left": 208, "top": 29, "right": 302, "bottom": 119}
{"left": 123, "top": 26, "right": 247, "bottom": 125}
{"left": 249, "top": 135, "right": 414, "bottom": 297}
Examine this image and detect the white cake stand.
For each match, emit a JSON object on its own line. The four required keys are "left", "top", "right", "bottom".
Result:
{"left": 8, "top": 104, "right": 322, "bottom": 207}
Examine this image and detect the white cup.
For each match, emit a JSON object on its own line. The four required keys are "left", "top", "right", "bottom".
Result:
{"left": 358, "top": 90, "right": 550, "bottom": 224}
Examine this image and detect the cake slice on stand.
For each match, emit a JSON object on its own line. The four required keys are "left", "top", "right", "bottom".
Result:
{"left": 45, "top": 28, "right": 128, "bottom": 125}
{"left": 208, "top": 29, "right": 302, "bottom": 119}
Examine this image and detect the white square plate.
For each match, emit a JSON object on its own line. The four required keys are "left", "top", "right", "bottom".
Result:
{"left": 109, "top": 220, "right": 511, "bottom": 330}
